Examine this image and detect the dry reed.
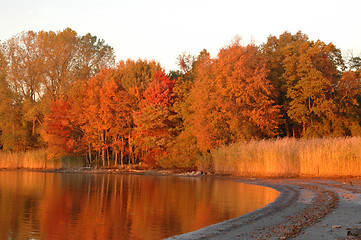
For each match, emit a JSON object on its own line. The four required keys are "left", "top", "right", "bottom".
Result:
{"left": 0, "top": 149, "right": 85, "bottom": 169}
{"left": 211, "top": 137, "right": 361, "bottom": 177}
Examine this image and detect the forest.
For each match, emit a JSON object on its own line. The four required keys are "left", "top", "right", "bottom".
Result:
{"left": 0, "top": 28, "right": 360, "bottom": 170}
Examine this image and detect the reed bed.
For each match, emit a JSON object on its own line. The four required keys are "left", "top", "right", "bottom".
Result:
{"left": 211, "top": 137, "right": 361, "bottom": 177}
{"left": 0, "top": 150, "right": 85, "bottom": 169}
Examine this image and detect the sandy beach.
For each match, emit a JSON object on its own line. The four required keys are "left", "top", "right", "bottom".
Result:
{"left": 166, "top": 178, "right": 361, "bottom": 240}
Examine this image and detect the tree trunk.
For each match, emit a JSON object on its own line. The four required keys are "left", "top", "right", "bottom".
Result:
{"left": 114, "top": 151, "right": 118, "bottom": 166}
{"left": 129, "top": 145, "right": 133, "bottom": 164}
{"left": 120, "top": 149, "right": 124, "bottom": 166}
{"left": 101, "top": 131, "right": 106, "bottom": 167}
{"left": 120, "top": 136, "right": 124, "bottom": 166}
{"left": 303, "top": 122, "right": 306, "bottom": 137}
{"left": 32, "top": 118, "right": 36, "bottom": 135}
{"left": 285, "top": 116, "right": 291, "bottom": 137}
{"left": 102, "top": 148, "right": 105, "bottom": 167}
{"left": 107, "top": 148, "right": 110, "bottom": 167}
{"left": 88, "top": 143, "right": 92, "bottom": 166}
{"left": 128, "top": 134, "right": 134, "bottom": 164}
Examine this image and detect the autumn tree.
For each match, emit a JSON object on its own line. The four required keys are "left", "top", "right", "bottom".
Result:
{"left": 133, "top": 70, "right": 175, "bottom": 165}
{"left": 115, "top": 59, "right": 161, "bottom": 100}
{"left": 112, "top": 59, "right": 162, "bottom": 162}
{"left": 171, "top": 52, "right": 198, "bottom": 131}
{"left": 263, "top": 31, "right": 349, "bottom": 137}
{"left": 188, "top": 50, "right": 215, "bottom": 152}
{"left": 163, "top": 52, "right": 201, "bottom": 169}
{"left": 331, "top": 70, "right": 361, "bottom": 136}
{"left": 189, "top": 42, "right": 280, "bottom": 153}
{"left": 285, "top": 40, "right": 344, "bottom": 137}
{"left": 6, "top": 28, "right": 361, "bottom": 169}
{"left": 98, "top": 71, "right": 134, "bottom": 166}
{"left": 0, "top": 50, "right": 26, "bottom": 151}
{"left": 214, "top": 42, "right": 280, "bottom": 139}
{"left": 263, "top": 31, "right": 310, "bottom": 136}
{"left": 29, "top": 28, "right": 115, "bottom": 99}
{"left": 75, "top": 69, "right": 134, "bottom": 166}
{"left": 42, "top": 69, "right": 135, "bottom": 166}
{"left": 1, "top": 29, "right": 115, "bottom": 150}
{"left": 41, "top": 97, "right": 80, "bottom": 159}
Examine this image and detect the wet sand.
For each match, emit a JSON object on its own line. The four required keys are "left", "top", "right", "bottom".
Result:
{"left": 166, "top": 178, "right": 361, "bottom": 240}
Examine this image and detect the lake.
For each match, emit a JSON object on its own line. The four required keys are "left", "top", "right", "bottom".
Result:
{"left": 0, "top": 171, "right": 279, "bottom": 239}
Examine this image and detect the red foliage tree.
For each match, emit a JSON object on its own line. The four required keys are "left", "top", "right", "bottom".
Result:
{"left": 42, "top": 97, "right": 80, "bottom": 159}
{"left": 133, "top": 70, "right": 175, "bottom": 165}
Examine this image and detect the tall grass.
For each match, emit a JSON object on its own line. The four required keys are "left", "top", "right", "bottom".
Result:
{"left": 210, "top": 137, "right": 361, "bottom": 177}
{"left": 0, "top": 149, "right": 85, "bottom": 169}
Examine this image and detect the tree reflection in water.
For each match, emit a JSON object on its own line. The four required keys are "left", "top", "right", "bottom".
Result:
{"left": 0, "top": 171, "right": 278, "bottom": 240}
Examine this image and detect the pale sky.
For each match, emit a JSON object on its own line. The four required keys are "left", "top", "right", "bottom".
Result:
{"left": 1, "top": 0, "right": 360, "bottom": 72}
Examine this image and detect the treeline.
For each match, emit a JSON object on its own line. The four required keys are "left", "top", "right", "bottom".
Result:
{"left": 0, "top": 29, "right": 360, "bottom": 169}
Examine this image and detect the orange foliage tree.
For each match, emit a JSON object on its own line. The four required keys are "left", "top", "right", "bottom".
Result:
{"left": 263, "top": 31, "right": 310, "bottom": 136}
{"left": 285, "top": 40, "right": 345, "bottom": 137}
{"left": 332, "top": 70, "right": 361, "bottom": 135}
{"left": 115, "top": 59, "right": 161, "bottom": 101}
{"left": 189, "top": 42, "right": 280, "bottom": 153}
{"left": 11, "top": 30, "right": 361, "bottom": 169}
{"left": 42, "top": 69, "right": 134, "bottom": 166}
{"left": 41, "top": 97, "right": 81, "bottom": 159}
{"left": 133, "top": 70, "right": 175, "bottom": 165}
{"left": 1, "top": 28, "right": 114, "bottom": 151}
{"left": 262, "top": 31, "right": 357, "bottom": 137}
{"left": 79, "top": 69, "right": 134, "bottom": 166}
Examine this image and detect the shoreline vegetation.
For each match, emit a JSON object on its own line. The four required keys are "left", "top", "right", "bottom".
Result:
{"left": 1, "top": 137, "right": 361, "bottom": 178}
{"left": 211, "top": 137, "right": 361, "bottom": 177}
{"left": 1, "top": 29, "right": 361, "bottom": 175}
{"left": 0, "top": 150, "right": 83, "bottom": 170}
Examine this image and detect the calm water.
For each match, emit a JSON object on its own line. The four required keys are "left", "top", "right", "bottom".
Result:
{"left": 0, "top": 171, "right": 279, "bottom": 240}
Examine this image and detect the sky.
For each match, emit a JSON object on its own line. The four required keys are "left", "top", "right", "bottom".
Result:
{"left": 1, "top": 0, "right": 361, "bottom": 72}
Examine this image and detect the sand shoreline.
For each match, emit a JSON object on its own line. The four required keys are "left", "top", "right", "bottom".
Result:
{"left": 167, "top": 178, "right": 361, "bottom": 240}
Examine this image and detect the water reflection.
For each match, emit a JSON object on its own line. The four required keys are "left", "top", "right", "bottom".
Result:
{"left": 0, "top": 171, "right": 279, "bottom": 240}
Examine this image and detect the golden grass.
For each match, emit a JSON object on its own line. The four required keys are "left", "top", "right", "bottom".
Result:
{"left": 211, "top": 137, "right": 361, "bottom": 177}
{"left": 0, "top": 149, "right": 85, "bottom": 169}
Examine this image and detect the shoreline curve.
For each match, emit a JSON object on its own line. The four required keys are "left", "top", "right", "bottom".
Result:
{"left": 167, "top": 178, "right": 361, "bottom": 239}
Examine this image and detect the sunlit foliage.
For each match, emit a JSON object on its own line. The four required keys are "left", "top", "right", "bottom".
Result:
{"left": 133, "top": 70, "right": 175, "bottom": 165}
{"left": 0, "top": 28, "right": 114, "bottom": 151}
{"left": 189, "top": 42, "right": 280, "bottom": 153}
{"left": 1, "top": 29, "right": 361, "bottom": 170}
